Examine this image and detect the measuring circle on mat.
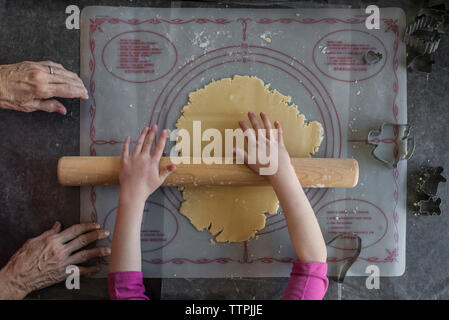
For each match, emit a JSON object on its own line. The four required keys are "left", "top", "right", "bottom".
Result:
{"left": 102, "top": 30, "right": 178, "bottom": 83}
{"left": 315, "top": 198, "right": 388, "bottom": 249}
{"left": 102, "top": 200, "right": 178, "bottom": 253}
{"left": 147, "top": 45, "right": 343, "bottom": 236}
{"left": 313, "top": 29, "right": 388, "bottom": 83}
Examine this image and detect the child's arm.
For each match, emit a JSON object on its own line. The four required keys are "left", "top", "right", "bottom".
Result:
{"left": 108, "top": 126, "right": 176, "bottom": 300}
{"left": 238, "top": 112, "right": 327, "bottom": 262}
{"left": 237, "top": 112, "right": 328, "bottom": 299}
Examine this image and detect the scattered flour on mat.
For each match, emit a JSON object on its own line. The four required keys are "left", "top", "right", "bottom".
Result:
{"left": 260, "top": 32, "right": 272, "bottom": 43}
{"left": 193, "top": 30, "right": 210, "bottom": 48}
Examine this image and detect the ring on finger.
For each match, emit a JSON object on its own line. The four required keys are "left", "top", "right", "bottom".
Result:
{"left": 48, "top": 65, "right": 55, "bottom": 75}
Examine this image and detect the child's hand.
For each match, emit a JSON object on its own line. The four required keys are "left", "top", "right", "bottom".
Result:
{"left": 236, "top": 112, "right": 296, "bottom": 186}
{"left": 119, "top": 125, "right": 176, "bottom": 203}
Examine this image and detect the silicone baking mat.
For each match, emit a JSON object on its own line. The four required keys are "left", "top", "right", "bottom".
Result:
{"left": 80, "top": 6, "right": 407, "bottom": 277}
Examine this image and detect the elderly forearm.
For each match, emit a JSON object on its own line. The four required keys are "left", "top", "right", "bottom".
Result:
{"left": 0, "top": 65, "right": 11, "bottom": 108}
{"left": 0, "top": 265, "right": 28, "bottom": 300}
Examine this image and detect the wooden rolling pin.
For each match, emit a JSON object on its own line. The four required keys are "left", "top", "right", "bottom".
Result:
{"left": 58, "top": 156, "right": 358, "bottom": 188}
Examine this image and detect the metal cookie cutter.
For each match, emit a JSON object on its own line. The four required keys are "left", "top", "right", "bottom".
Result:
{"left": 418, "top": 166, "right": 446, "bottom": 196}
{"left": 326, "top": 233, "right": 362, "bottom": 283}
{"left": 405, "top": 3, "right": 449, "bottom": 73}
{"left": 363, "top": 50, "right": 383, "bottom": 65}
{"left": 326, "top": 233, "right": 362, "bottom": 300}
{"left": 367, "top": 123, "right": 415, "bottom": 168}
{"left": 415, "top": 198, "right": 442, "bottom": 216}
{"left": 413, "top": 166, "right": 446, "bottom": 216}
{"left": 404, "top": 15, "right": 442, "bottom": 54}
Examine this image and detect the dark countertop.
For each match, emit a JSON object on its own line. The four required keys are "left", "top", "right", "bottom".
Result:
{"left": 0, "top": 0, "right": 447, "bottom": 300}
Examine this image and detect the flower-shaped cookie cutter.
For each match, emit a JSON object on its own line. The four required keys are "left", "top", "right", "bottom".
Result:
{"left": 404, "top": 3, "right": 449, "bottom": 73}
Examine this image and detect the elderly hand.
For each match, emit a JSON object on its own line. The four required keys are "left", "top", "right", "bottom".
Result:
{"left": 0, "top": 61, "right": 88, "bottom": 115}
{"left": 0, "top": 221, "right": 110, "bottom": 300}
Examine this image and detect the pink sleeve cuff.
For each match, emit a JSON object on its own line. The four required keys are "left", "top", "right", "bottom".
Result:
{"left": 108, "top": 271, "right": 149, "bottom": 300}
{"left": 282, "top": 261, "right": 329, "bottom": 300}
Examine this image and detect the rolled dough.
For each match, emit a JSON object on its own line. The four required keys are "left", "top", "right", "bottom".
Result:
{"left": 176, "top": 75, "right": 323, "bottom": 242}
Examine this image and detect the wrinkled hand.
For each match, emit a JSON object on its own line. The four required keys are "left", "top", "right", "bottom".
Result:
{"left": 236, "top": 112, "right": 293, "bottom": 184}
{"left": 119, "top": 125, "right": 176, "bottom": 202}
{"left": 0, "top": 61, "right": 88, "bottom": 114}
{"left": 0, "top": 222, "right": 110, "bottom": 299}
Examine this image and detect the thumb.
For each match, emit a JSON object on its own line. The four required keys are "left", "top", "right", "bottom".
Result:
{"left": 50, "top": 221, "right": 62, "bottom": 234}
{"left": 22, "top": 99, "right": 67, "bottom": 115}
{"left": 38, "top": 99, "right": 67, "bottom": 115}
{"left": 38, "top": 221, "right": 61, "bottom": 239}
{"left": 20, "top": 99, "right": 65, "bottom": 114}
{"left": 159, "top": 164, "right": 176, "bottom": 182}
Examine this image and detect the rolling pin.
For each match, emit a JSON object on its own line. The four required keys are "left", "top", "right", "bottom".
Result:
{"left": 57, "top": 156, "right": 358, "bottom": 188}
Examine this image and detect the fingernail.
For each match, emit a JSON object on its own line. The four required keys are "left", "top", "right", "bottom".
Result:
{"left": 103, "top": 248, "right": 111, "bottom": 255}
{"left": 102, "top": 230, "right": 110, "bottom": 236}
{"left": 53, "top": 221, "right": 60, "bottom": 229}
{"left": 94, "top": 223, "right": 100, "bottom": 229}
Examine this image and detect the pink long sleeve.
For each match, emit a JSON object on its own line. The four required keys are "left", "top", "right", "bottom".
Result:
{"left": 108, "top": 262, "right": 327, "bottom": 300}
{"left": 108, "top": 271, "right": 149, "bottom": 300}
{"left": 282, "top": 261, "right": 329, "bottom": 300}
